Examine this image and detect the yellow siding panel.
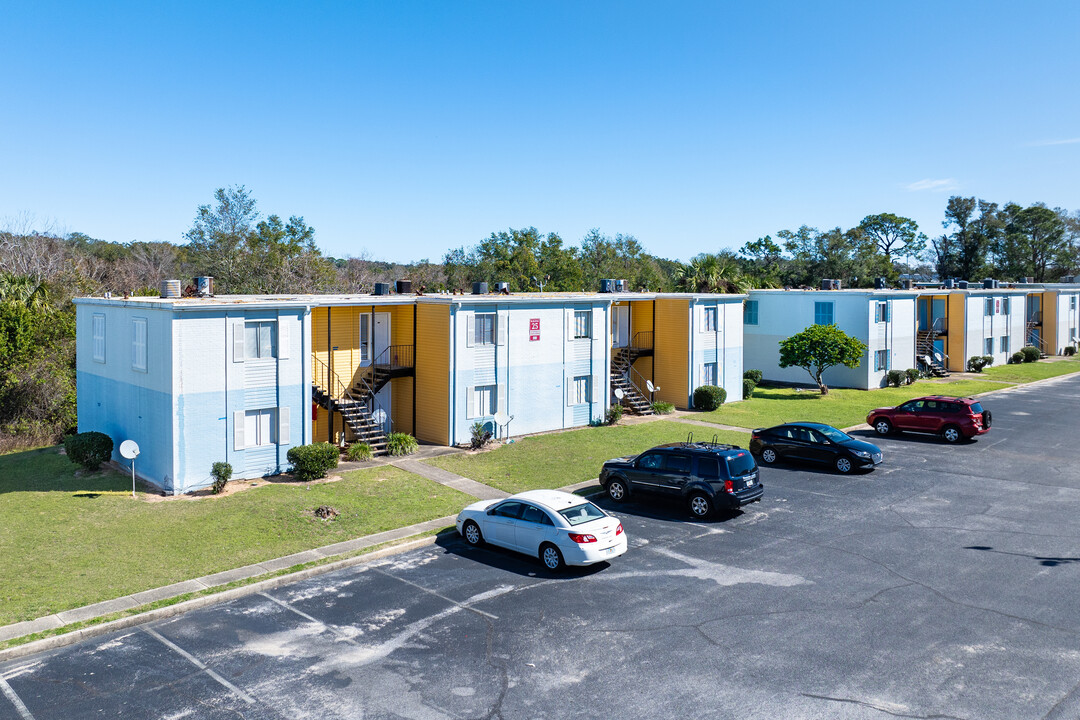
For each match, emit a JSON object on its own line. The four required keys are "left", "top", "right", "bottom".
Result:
{"left": 1044, "top": 291, "right": 1058, "bottom": 352}
{"left": 946, "top": 293, "right": 966, "bottom": 371}
{"left": 392, "top": 377, "right": 414, "bottom": 435}
{"left": 630, "top": 300, "right": 653, "bottom": 343}
{"left": 653, "top": 298, "right": 689, "bottom": 408}
{"left": 415, "top": 304, "right": 450, "bottom": 445}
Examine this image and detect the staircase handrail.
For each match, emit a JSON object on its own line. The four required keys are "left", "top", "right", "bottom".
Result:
{"left": 631, "top": 331, "right": 653, "bottom": 351}
{"left": 1025, "top": 327, "right": 1049, "bottom": 355}
{"left": 311, "top": 353, "right": 350, "bottom": 399}
{"left": 627, "top": 365, "right": 652, "bottom": 401}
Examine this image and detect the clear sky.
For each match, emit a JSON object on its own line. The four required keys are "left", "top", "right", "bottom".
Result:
{"left": 3, "top": 1, "right": 1078, "bottom": 263}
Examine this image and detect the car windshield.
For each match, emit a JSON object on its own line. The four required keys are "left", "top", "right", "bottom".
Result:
{"left": 815, "top": 426, "right": 852, "bottom": 443}
{"left": 969, "top": 402, "right": 984, "bottom": 414}
{"left": 725, "top": 451, "right": 756, "bottom": 476}
{"left": 558, "top": 502, "right": 606, "bottom": 526}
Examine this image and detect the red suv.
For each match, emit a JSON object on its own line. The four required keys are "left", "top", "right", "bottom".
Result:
{"left": 866, "top": 396, "right": 991, "bottom": 443}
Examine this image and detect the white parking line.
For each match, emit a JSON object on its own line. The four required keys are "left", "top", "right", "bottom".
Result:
{"left": 142, "top": 627, "right": 255, "bottom": 705}
{"left": 0, "top": 675, "right": 36, "bottom": 720}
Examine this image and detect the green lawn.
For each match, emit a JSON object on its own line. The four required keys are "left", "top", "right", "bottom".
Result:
{"left": 693, "top": 377, "right": 1011, "bottom": 431}
{"left": 0, "top": 449, "right": 473, "bottom": 626}
{"left": 981, "top": 356, "right": 1080, "bottom": 383}
{"left": 426, "top": 420, "right": 749, "bottom": 494}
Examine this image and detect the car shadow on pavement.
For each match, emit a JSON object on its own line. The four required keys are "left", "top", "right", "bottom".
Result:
{"left": 432, "top": 527, "right": 613, "bottom": 579}
{"left": 846, "top": 428, "right": 980, "bottom": 446}
{"left": 589, "top": 495, "right": 747, "bottom": 523}
{"left": 964, "top": 545, "right": 1080, "bottom": 567}
{"left": 758, "top": 462, "right": 876, "bottom": 477}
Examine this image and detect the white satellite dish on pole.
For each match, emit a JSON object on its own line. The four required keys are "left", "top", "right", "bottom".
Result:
{"left": 613, "top": 388, "right": 625, "bottom": 400}
{"left": 494, "top": 410, "right": 514, "bottom": 437}
{"left": 646, "top": 380, "right": 655, "bottom": 393}
{"left": 119, "top": 440, "right": 140, "bottom": 498}
{"left": 372, "top": 408, "right": 387, "bottom": 425}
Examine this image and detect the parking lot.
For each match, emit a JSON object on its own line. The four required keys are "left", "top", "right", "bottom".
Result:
{"left": 3, "top": 375, "right": 1080, "bottom": 719}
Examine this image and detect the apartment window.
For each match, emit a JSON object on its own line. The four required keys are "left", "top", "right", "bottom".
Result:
{"left": 984, "top": 298, "right": 994, "bottom": 316}
{"left": 1071, "top": 296, "right": 1077, "bottom": 311}
{"left": 474, "top": 314, "right": 495, "bottom": 346}
{"left": 814, "top": 302, "right": 834, "bottom": 325}
{"left": 999, "top": 336, "right": 1009, "bottom": 354}
{"left": 359, "top": 313, "right": 371, "bottom": 361}
{"left": 573, "top": 311, "right": 591, "bottom": 339}
{"left": 701, "top": 362, "right": 718, "bottom": 386}
{"left": 245, "top": 321, "right": 276, "bottom": 359}
{"left": 572, "top": 375, "right": 590, "bottom": 404}
{"left": 744, "top": 300, "right": 758, "bottom": 326}
{"left": 92, "top": 313, "right": 106, "bottom": 363}
{"left": 131, "top": 318, "right": 147, "bottom": 372}
{"left": 874, "top": 349, "right": 890, "bottom": 371}
{"left": 703, "top": 307, "right": 718, "bottom": 332}
{"left": 1071, "top": 328, "right": 1077, "bottom": 342}
{"left": 469, "top": 385, "right": 495, "bottom": 418}
{"left": 1002, "top": 297, "right": 1010, "bottom": 315}
{"left": 875, "top": 302, "right": 890, "bottom": 323}
{"left": 984, "top": 338, "right": 994, "bottom": 355}
{"left": 244, "top": 409, "right": 276, "bottom": 447}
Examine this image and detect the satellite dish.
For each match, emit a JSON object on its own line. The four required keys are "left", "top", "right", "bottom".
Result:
{"left": 646, "top": 380, "right": 655, "bottom": 393}
{"left": 120, "top": 440, "right": 140, "bottom": 459}
{"left": 372, "top": 409, "right": 387, "bottom": 424}
{"left": 494, "top": 410, "right": 510, "bottom": 426}
{"left": 614, "top": 388, "right": 625, "bottom": 400}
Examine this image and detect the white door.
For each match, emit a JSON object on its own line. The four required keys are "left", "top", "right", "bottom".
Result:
{"left": 612, "top": 305, "right": 629, "bottom": 348}
{"left": 373, "top": 312, "right": 392, "bottom": 432}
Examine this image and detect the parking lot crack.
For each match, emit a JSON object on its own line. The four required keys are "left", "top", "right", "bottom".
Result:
{"left": 800, "top": 692, "right": 970, "bottom": 719}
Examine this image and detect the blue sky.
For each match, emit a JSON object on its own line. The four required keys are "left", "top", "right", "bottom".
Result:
{"left": 2, "top": 1, "right": 1078, "bottom": 263}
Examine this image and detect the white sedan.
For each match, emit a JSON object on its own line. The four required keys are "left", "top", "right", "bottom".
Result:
{"left": 456, "top": 489, "right": 627, "bottom": 570}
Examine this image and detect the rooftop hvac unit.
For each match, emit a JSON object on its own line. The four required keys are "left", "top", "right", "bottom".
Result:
{"left": 193, "top": 276, "right": 214, "bottom": 296}
{"left": 395, "top": 280, "right": 412, "bottom": 294}
{"left": 958, "top": 281, "right": 969, "bottom": 289}
{"left": 599, "top": 279, "right": 615, "bottom": 293}
{"left": 874, "top": 277, "right": 887, "bottom": 290}
{"left": 944, "top": 278, "right": 955, "bottom": 289}
{"left": 373, "top": 282, "right": 391, "bottom": 295}
{"left": 820, "top": 279, "right": 833, "bottom": 291}
{"left": 494, "top": 282, "right": 510, "bottom": 293}
{"left": 160, "top": 280, "right": 181, "bottom": 298}
{"left": 983, "top": 278, "right": 995, "bottom": 289}
{"left": 472, "top": 282, "right": 488, "bottom": 295}
{"left": 901, "top": 279, "right": 914, "bottom": 290}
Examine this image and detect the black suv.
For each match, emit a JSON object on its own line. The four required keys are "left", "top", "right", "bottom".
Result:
{"left": 599, "top": 439, "right": 764, "bottom": 518}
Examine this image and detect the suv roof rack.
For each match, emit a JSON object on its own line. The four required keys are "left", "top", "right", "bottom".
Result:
{"left": 682, "top": 432, "right": 741, "bottom": 451}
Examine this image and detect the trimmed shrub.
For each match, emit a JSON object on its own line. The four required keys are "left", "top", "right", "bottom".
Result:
{"left": 651, "top": 401, "right": 675, "bottom": 415}
{"left": 1065, "top": 345, "right": 1077, "bottom": 356}
{"left": 470, "top": 421, "right": 492, "bottom": 449}
{"left": 1021, "top": 346, "right": 1041, "bottom": 363}
{"left": 287, "top": 442, "right": 339, "bottom": 481}
{"left": 210, "top": 461, "right": 232, "bottom": 494}
{"left": 692, "top": 385, "right": 726, "bottom": 411}
{"left": 982, "top": 355, "right": 994, "bottom": 368}
{"left": 886, "top": 369, "right": 905, "bottom": 387}
{"left": 386, "top": 432, "right": 419, "bottom": 456}
{"left": 1008, "top": 352, "right": 1024, "bottom": 365}
{"left": 346, "top": 442, "right": 373, "bottom": 461}
{"left": 63, "top": 431, "right": 114, "bottom": 471}
{"left": 606, "top": 404, "right": 624, "bottom": 425}
{"left": 905, "top": 368, "right": 920, "bottom": 384}
{"left": 743, "top": 369, "right": 763, "bottom": 385}
{"left": 742, "top": 377, "right": 756, "bottom": 399}
{"left": 967, "top": 356, "right": 992, "bottom": 373}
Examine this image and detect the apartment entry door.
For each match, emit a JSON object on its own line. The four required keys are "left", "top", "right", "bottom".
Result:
{"left": 372, "top": 312, "right": 391, "bottom": 433}
{"left": 612, "top": 305, "right": 629, "bottom": 348}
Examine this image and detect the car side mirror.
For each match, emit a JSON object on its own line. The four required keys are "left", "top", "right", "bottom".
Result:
{"left": 486, "top": 508, "right": 497, "bottom": 516}
{"left": 822, "top": 439, "right": 831, "bottom": 445}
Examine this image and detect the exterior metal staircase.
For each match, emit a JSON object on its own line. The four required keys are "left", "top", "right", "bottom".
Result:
{"left": 1026, "top": 312, "right": 1049, "bottom": 358}
{"left": 311, "top": 355, "right": 389, "bottom": 455}
{"left": 916, "top": 327, "right": 950, "bottom": 377}
{"left": 610, "top": 332, "right": 655, "bottom": 415}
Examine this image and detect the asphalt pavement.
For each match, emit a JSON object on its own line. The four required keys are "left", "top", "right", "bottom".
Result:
{"left": 3, "top": 375, "right": 1080, "bottom": 719}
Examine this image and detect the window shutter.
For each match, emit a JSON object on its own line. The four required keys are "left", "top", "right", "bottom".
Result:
{"left": 700, "top": 308, "right": 706, "bottom": 333}
{"left": 566, "top": 375, "right": 574, "bottom": 406}
{"left": 497, "top": 383, "right": 506, "bottom": 414}
{"left": 496, "top": 314, "right": 507, "bottom": 346}
{"left": 592, "top": 375, "right": 601, "bottom": 403}
{"left": 278, "top": 320, "right": 290, "bottom": 359}
{"left": 566, "top": 310, "right": 574, "bottom": 339}
{"left": 466, "top": 387, "right": 475, "bottom": 419}
{"left": 591, "top": 308, "right": 601, "bottom": 339}
{"left": 278, "top": 407, "right": 290, "bottom": 444}
{"left": 233, "top": 322, "right": 246, "bottom": 362}
{"left": 466, "top": 315, "right": 475, "bottom": 347}
{"left": 233, "top": 411, "right": 245, "bottom": 450}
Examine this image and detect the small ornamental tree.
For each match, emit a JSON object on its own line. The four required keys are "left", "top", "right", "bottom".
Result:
{"left": 778, "top": 324, "right": 867, "bottom": 395}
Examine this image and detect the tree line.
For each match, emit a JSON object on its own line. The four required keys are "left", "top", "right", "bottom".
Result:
{"left": 2, "top": 185, "right": 1078, "bottom": 451}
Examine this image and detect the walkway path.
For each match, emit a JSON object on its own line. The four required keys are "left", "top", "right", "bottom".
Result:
{"left": 390, "top": 458, "right": 509, "bottom": 500}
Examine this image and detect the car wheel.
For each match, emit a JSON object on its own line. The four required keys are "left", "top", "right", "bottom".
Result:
{"left": 760, "top": 447, "right": 778, "bottom": 464}
{"left": 540, "top": 543, "right": 564, "bottom": 570}
{"left": 688, "top": 493, "right": 713, "bottom": 519}
{"left": 835, "top": 456, "right": 853, "bottom": 474}
{"left": 606, "top": 478, "right": 627, "bottom": 502}
{"left": 942, "top": 425, "right": 962, "bottom": 444}
{"left": 462, "top": 520, "right": 484, "bottom": 546}
{"left": 873, "top": 419, "right": 893, "bottom": 436}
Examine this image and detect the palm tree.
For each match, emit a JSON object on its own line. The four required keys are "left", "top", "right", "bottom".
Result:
{"left": 0, "top": 272, "right": 49, "bottom": 308}
{"left": 675, "top": 253, "right": 750, "bottom": 293}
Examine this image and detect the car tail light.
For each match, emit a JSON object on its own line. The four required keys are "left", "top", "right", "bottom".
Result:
{"left": 615, "top": 523, "right": 623, "bottom": 536}
{"left": 724, "top": 479, "right": 734, "bottom": 493}
{"left": 568, "top": 533, "right": 597, "bottom": 543}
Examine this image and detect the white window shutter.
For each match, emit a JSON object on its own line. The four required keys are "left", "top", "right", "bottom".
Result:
{"left": 233, "top": 411, "right": 245, "bottom": 449}
{"left": 278, "top": 320, "right": 290, "bottom": 359}
{"left": 233, "top": 322, "right": 245, "bottom": 362}
{"left": 466, "top": 315, "right": 475, "bottom": 347}
{"left": 591, "top": 308, "right": 601, "bottom": 339}
{"left": 699, "top": 308, "right": 706, "bottom": 333}
{"left": 278, "top": 407, "right": 290, "bottom": 445}
{"left": 566, "top": 310, "right": 573, "bottom": 339}
{"left": 466, "top": 387, "right": 475, "bottom": 419}
{"left": 592, "top": 375, "right": 601, "bottom": 403}
{"left": 497, "top": 383, "right": 506, "bottom": 414}
{"left": 566, "top": 375, "right": 574, "bottom": 406}
{"left": 496, "top": 314, "right": 507, "bottom": 346}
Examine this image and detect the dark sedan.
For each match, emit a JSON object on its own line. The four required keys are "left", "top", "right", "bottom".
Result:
{"left": 749, "top": 422, "right": 882, "bottom": 474}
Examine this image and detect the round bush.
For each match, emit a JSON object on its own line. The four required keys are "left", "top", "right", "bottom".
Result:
{"left": 287, "top": 442, "right": 339, "bottom": 481}
{"left": 742, "top": 377, "right": 756, "bottom": 399}
{"left": 63, "top": 431, "right": 114, "bottom": 471}
{"left": 1020, "top": 346, "right": 1041, "bottom": 363}
{"left": 743, "top": 369, "right": 763, "bottom": 385}
{"left": 692, "top": 385, "right": 726, "bottom": 411}
{"left": 386, "top": 432, "right": 419, "bottom": 457}
{"left": 1008, "top": 352, "right": 1024, "bottom": 365}
{"left": 346, "top": 442, "right": 373, "bottom": 461}
{"left": 905, "top": 368, "right": 920, "bottom": 384}
{"left": 1065, "top": 345, "right": 1077, "bottom": 356}
{"left": 886, "top": 369, "right": 905, "bottom": 387}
